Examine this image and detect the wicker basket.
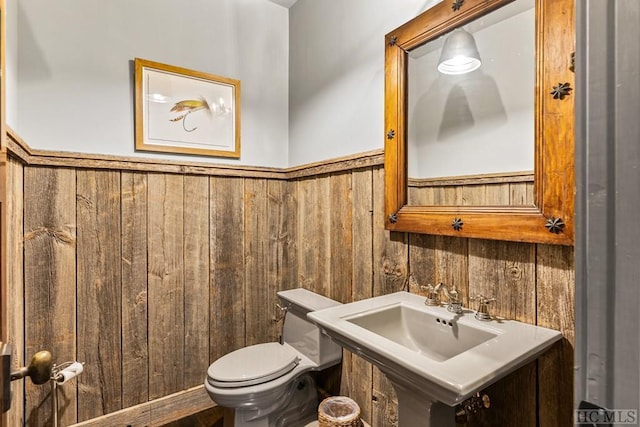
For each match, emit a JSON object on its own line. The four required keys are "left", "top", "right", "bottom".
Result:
{"left": 318, "top": 396, "right": 363, "bottom": 427}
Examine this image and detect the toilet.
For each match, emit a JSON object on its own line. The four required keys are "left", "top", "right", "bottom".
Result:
{"left": 205, "top": 288, "right": 343, "bottom": 427}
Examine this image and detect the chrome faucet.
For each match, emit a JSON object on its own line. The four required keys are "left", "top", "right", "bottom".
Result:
{"left": 442, "top": 285, "right": 463, "bottom": 314}
{"left": 470, "top": 295, "right": 496, "bottom": 321}
{"left": 420, "top": 283, "right": 443, "bottom": 306}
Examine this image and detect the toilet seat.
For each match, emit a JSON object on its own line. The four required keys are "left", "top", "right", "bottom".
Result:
{"left": 207, "top": 342, "right": 301, "bottom": 388}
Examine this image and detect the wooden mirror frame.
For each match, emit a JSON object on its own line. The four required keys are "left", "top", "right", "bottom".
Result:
{"left": 384, "top": 0, "right": 574, "bottom": 245}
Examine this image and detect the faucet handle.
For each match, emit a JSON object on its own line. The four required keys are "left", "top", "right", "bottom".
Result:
{"left": 420, "top": 283, "right": 443, "bottom": 306}
{"left": 443, "top": 285, "right": 460, "bottom": 303}
{"left": 470, "top": 295, "right": 496, "bottom": 321}
{"left": 443, "top": 285, "right": 463, "bottom": 314}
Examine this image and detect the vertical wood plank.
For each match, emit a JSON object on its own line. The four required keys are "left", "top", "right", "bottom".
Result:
{"left": 244, "top": 179, "right": 271, "bottom": 346}
{"left": 6, "top": 157, "right": 24, "bottom": 427}
{"left": 77, "top": 170, "right": 123, "bottom": 420}
{"left": 266, "top": 180, "right": 297, "bottom": 342}
{"left": 148, "top": 174, "right": 185, "bottom": 399}
{"left": 183, "top": 175, "right": 210, "bottom": 387}
{"left": 296, "top": 178, "right": 316, "bottom": 292}
{"left": 461, "top": 184, "right": 486, "bottom": 205}
{"left": 434, "top": 236, "right": 469, "bottom": 303}
{"left": 467, "top": 239, "right": 536, "bottom": 426}
{"left": 537, "top": 244, "right": 575, "bottom": 427}
{"left": 465, "top": 361, "right": 538, "bottom": 427}
{"left": 24, "top": 166, "right": 77, "bottom": 426}
{"left": 329, "top": 172, "right": 352, "bottom": 304}
{"left": 484, "top": 183, "right": 510, "bottom": 205}
{"left": 297, "top": 177, "right": 330, "bottom": 296}
{"left": 349, "top": 168, "right": 374, "bottom": 423}
{"left": 410, "top": 235, "right": 469, "bottom": 304}
{"left": 210, "top": 177, "right": 245, "bottom": 362}
{"left": 468, "top": 239, "right": 536, "bottom": 322}
{"left": 509, "top": 181, "right": 533, "bottom": 205}
{"left": 372, "top": 167, "right": 405, "bottom": 426}
{"left": 407, "top": 233, "right": 436, "bottom": 294}
{"left": 121, "top": 172, "right": 149, "bottom": 407}
{"left": 335, "top": 172, "right": 355, "bottom": 398}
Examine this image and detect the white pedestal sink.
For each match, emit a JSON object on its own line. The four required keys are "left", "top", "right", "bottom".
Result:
{"left": 308, "top": 292, "right": 562, "bottom": 426}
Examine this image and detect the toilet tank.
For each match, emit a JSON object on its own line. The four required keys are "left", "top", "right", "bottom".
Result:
{"left": 277, "top": 288, "right": 342, "bottom": 368}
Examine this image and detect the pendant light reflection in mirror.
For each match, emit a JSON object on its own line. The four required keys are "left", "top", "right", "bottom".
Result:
{"left": 437, "top": 28, "right": 482, "bottom": 75}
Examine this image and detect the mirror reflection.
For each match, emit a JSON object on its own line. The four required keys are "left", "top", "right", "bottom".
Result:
{"left": 407, "top": 0, "right": 535, "bottom": 206}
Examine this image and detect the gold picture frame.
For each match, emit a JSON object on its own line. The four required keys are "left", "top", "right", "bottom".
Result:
{"left": 134, "top": 58, "right": 240, "bottom": 158}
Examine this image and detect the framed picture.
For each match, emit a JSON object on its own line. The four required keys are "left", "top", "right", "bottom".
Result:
{"left": 134, "top": 58, "right": 240, "bottom": 158}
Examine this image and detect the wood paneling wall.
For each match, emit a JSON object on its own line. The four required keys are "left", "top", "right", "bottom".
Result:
{"left": 6, "top": 147, "right": 573, "bottom": 426}
{"left": 408, "top": 173, "right": 534, "bottom": 206}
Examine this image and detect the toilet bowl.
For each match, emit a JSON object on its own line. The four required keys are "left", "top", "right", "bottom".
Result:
{"left": 205, "top": 288, "right": 343, "bottom": 427}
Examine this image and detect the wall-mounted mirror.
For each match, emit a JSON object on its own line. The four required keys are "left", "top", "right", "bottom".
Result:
{"left": 384, "top": 0, "right": 574, "bottom": 245}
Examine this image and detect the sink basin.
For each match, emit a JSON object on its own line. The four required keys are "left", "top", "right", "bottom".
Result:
{"left": 308, "top": 291, "right": 561, "bottom": 426}
{"left": 346, "top": 303, "right": 498, "bottom": 362}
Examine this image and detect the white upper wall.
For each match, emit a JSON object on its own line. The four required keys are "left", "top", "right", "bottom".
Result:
{"left": 288, "top": 0, "right": 440, "bottom": 165}
{"left": 12, "top": 0, "right": 289, "bottom": 167}
{"left": 6, "top": 0, "right": 18, "bottom": 127}
{"left": 9, "top": 0, "right": 449, "bottom": 168}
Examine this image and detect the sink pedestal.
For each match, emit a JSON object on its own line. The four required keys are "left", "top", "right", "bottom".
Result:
{"left": 392, "top": 381, "right": 455, "bottom": 427}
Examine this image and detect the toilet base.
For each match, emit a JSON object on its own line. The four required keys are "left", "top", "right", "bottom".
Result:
{"left": 233, "top": 374, "right": 319, "bottom": 427}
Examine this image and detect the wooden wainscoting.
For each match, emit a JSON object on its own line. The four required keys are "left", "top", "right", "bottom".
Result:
{"left": 408, "top": 171, "right": 534, "bottom": 206}
{"left": 5, "top": 131, "right": 573, "bottom": 426}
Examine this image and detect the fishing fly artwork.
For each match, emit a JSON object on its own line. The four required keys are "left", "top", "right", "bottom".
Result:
{"left": 134, "top": 58, "right": 241, "bottom": 158}
{"left": 169, "top": 96, "right": 232, "bottom": 133}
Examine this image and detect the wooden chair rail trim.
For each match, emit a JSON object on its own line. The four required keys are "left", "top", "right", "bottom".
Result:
{"left": 70, "top": 385, "right": 220, "bottom": 427}
{"left": 6, "top": 127, "right": 384, "bottom": 180}
{"left": 408, "top": 171, "right": 534, "bottom": 187}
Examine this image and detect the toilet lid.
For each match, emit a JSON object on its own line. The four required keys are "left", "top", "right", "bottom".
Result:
{"left": 207, "top": 342, "right": 301, "bottom": 388}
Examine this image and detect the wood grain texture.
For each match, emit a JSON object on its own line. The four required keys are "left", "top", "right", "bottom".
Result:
{"left": 76, "top": 170, "right": 123, "bottom": 420}
{"left": 372, "top": 167, "right": 406, "bottom": 426}
{"left": 297, "top": 177, "right": 331, "bottom": 296}
{"left": 468, "top": 239, "right": 536, "bottom": 322}
{"left": 161, "top": 406, "right": 224, "bottom": 427}
{"left": 121, "top": 172, "right": 149, "bottom": 407}
{"left": 71, "top": 386, "right": 216, "bottom": 427}
{"left": 465, "top": 362, "right": 538, "bottom": 427}
{"left": 9, "top": 145, "right": 574, "bottom": 425}
{"left": 348, "top": 168, "right": 375, "bottom": 424}
{"left": 536, "top": 244, "right": 575, "bottom": 426}
{"left": 6, "top": 157, "right": 24, "bottom": 427}
{"left": 409, "top": 174, "right": 533, "bottom": 206}
{"left": 24, "top": 166, "right": 77, "bottom": 426}
{"left": 244, "top": 179, "right": 271, "bottom": 346}
{"left": 183, "top": 175, "right": 210, "bottom": 387}
{"left": 329, "top": 172, "right": 354, "bottom": 399}
{"left": 209, "top": 177, "right": 245, "bottom": 361}
{"left": 148, "top": 174, "right": 185, "bottom": 399}
{"left": 409, "top": 235, "right": 469, "bottom": 304}
{"left": 329, "top": 172, "right": 353, "bottom": 304}
{"left": 266, "top": 180, "right": 297, "bottom": 342}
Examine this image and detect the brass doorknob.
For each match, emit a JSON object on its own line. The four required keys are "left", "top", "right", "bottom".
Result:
{"left": 10, "top": 350, "right": 53, "bottom": 385}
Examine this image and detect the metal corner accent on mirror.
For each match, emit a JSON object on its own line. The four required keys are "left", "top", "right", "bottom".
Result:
{"left": 551, "top": 82, "right": 572, "bottom": 100}
{"left": 388, "top": 35, "right": 398, "bottom": 46}
{"left": 452, "top": 0, "right": 464, "bottom": 11}
{"left": 452, "top": 218, "right": 463, "bottom": 231}
{"left": 389, "top": 213, "right": 398, "bottom": 224}
{"left": 387, "top": 129, "right": 396, "bottom": 139}
{"left": 545, "top": 217, "right": 565, "bottom": 234}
